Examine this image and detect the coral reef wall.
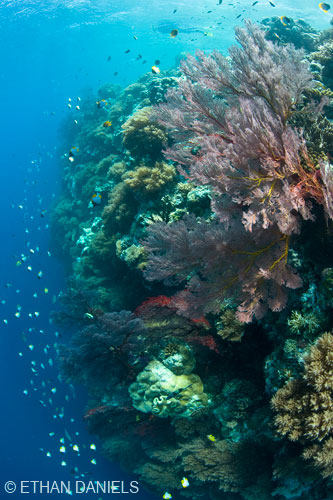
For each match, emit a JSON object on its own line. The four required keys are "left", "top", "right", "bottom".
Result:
{"left": 52, "top": 18, "right": 333, "bottom": 500}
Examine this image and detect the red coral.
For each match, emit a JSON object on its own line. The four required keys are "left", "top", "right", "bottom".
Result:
{"left": 136, "top": 294, "right": 212, "bottom": 329}
{"left": 185, "top": 334, "right": 219, "bottom": 354}
{"left": 135, "top": 295, "right": 173, "bottom": 316}
{"left": 191, "top": 316, "right": 211, "bottom": 329}
{"left": 84, "top": 405, "right": 110, "bottom": 421}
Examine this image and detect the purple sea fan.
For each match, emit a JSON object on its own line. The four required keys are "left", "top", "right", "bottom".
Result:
{"left": 144, "top": 216, "right": 302, "bottom": 322}
{"left": 154, "top": 21, "right": 323, "bottom": 236}
{"left": 59, "top": 311, "right": 146, "bottom": 387}
{"left": 143, "top": 21, "right": 333, "bottom": 322}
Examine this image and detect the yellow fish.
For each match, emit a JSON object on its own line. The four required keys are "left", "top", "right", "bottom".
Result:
{"left": 96, "top": 99, "right": 108, "bottom": 108}
{"left": 181, "top": 477, "right": 189, "bottom": 488}
{"left": 319, "top": 2, "right": 330, "bottom": 12}
{"left": 280, "top": 16, "right": 291, "bottom": 26}
{"left": 91, "top": 193, "right": 102, "bottom": 207}
{"left": 163, "top": 493, "right": 172, "bottom": 500}
{"left": 207, "top": 434, "right": 216, "bottom": 442}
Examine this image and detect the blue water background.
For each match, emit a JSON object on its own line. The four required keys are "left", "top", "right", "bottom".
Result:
{"left": 0, "top": 0, "right": 331, "bottom": 497}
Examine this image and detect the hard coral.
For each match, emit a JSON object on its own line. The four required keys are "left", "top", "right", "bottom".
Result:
{"left": 216, "top": 309, "right": 245, "bottom": 342}
{"left": 271, "top": 332, "right": 333, "bottom": 477}
{"left": 148, "top": 75, "right": 179, "bottom": 104}
{"left": 102, "top": 182, "right": 138, "bottom": 234}
{"left": 122, "top": 106, "right": 167, "bottom": 160}
{"left": 124, "top": 161, "right": 176, "bottom": 193}
{"left": 262, "top": 16, "right": 318, "bottom": 52}
{"left": 128, "top": 358, "right": 208, "bottom": 419}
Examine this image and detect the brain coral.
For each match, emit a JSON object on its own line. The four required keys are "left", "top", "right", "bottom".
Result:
{"left": 122, "top": 106, "right": 167, "bottom": 159}
{"left": 271, "top": 332, "right": 333, "bottom": 478}
{"left": 129, "top": 358, "right": 208, "bottom": 419}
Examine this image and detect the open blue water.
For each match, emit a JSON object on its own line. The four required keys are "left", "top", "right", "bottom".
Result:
{"left": 0, "top": 0, "right": 332, "bottom": 498}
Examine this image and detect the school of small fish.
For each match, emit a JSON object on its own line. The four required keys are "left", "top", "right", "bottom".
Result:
{"left": 2, "top": 149, "right": 100, "bottom": 486}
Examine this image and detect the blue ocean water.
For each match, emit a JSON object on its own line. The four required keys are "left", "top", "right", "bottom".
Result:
{"left": 0, "top": 0, "right": 332, "bottom": 498}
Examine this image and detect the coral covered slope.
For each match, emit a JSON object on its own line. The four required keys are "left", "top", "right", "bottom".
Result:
{"left": 52, "top": 18, "right": 333, "bottom": 500}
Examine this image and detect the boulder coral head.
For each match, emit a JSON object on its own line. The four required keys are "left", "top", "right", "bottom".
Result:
{"left": 122, "top": 106, "right": 167, "bottom": 160}
{"left": 129, "top": 342, "right": 208, "bottom": 418}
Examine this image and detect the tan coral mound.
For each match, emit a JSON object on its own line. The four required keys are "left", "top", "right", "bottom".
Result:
{"left": 122, "top": 106, "right": 167, "bottom": 159}
{"left": 124, "top": 161, "right": 176, "bottom": 192}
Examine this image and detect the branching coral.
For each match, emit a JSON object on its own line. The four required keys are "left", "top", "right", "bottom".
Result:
{"left": 287, "top": 310, "right": 322, "bottom": 336}
{"left": 262, "top": 17, "right": 318, "bottom": 52}
{"left": 215, "top": 309, "right": 245, "bottom": 342}
{"left": 122, "top": 106, "right": 167, "bottom": 159}
{"left": 271, "top": 332, "right": 333, "bottom": 477}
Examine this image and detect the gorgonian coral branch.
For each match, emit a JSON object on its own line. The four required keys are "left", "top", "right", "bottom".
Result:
{"left": 145, "top": 21, "right": 333, "bottom": 322}
{"left": 144, "top": 216, "right": 301, "bottom": 322}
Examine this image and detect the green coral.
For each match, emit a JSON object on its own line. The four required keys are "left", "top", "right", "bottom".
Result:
{"left": 116, "top": 239, "right": 146, "bottom": 270}
{"left": 262, "top": 16, "right": 318, "bottom": 52}
{"left": 310, "top": 40, "right": 333, "bottom": 91}
{"left": 312, "top": 42, "right": 333, "bottom": 64}
{"left": 129, "top": 358, "right": 209, "bottom": 419}
{"left": 157, "top": 340, "right": 196, "bottom": 375}
{"left": 287, "top": 310, "right": 321, "bottom": 336}
{"left": 148, "top": 75, "right": 179, "bottom": 104}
